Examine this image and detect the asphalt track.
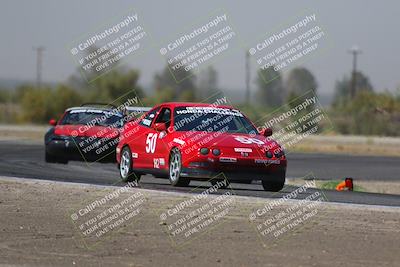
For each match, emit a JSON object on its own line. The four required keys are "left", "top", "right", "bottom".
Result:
{"left": 1, "top": 140, "right": 400, "bottom": 206}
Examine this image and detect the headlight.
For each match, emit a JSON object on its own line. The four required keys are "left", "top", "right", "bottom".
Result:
{"left": 274, "top": 148, "right": 285, "bottom": 158}
{"left": 212, "top": 148, "right": 221, "bottom": 156}
{"left": 200, "top": 148, "right": 209, "bottom": 155}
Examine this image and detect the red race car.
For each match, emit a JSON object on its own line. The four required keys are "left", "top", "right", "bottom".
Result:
{"left": 116, "top": 102, "right": 287, "bottom": 191}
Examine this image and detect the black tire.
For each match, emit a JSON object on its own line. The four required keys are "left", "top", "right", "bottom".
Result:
{"left": 45, "top": 150, "right": 68, "bottom": 164}
{"left": 237, "top": 180, "right": 252, "bottom": 184}
{"left": 57, "top": 158, "right": 68, "bottom": 164}
{"left": 119, "top": 146, "right": 141, "bottom": 182}
{"left": 261, "top": 171, "right": 285, "bottom": 192}
{"left": 210, "top": 179, "right": 230, "bottom": 189}
{"left": 45, "top": 150, "right": 57, "bottom": 163}
{"left": 168, "top": 148, "right": 190, "bottom": 187}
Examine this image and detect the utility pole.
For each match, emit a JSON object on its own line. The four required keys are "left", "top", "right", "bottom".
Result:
{"left": 33, "top": 46, "right": 45, "bottom": 88}
{"left": 245, "top": 50, "right": 250, "bottom": 105}
{"left": 348, "top": 45, "right": 361, "bottom": 99}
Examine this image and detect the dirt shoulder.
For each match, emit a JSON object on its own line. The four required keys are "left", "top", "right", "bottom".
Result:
{"left": 287, "top": 178, "right": 400, "bottom": 195}
{"left": 0, "top": 177, "right": 399, "bottom": 267}
{"left": 0, "top": 124, "right": 47, "bottom": 142}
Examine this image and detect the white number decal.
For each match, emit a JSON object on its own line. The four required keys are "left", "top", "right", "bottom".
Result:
{"left": 234, "top": 136, "right": 265, "bottom": 145}
{"left": 146, "top": 133, "right": 158, "bottom": 153}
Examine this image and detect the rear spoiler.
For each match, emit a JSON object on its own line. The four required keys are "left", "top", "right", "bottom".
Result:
{"left": 81, "top": 102, "right": 117, "bottom": 109}
{"left": 125, "top": 106, "right": 152, "bottom": 113}
{"left": 123, "top": 106, "right": 151, "bottom": 116}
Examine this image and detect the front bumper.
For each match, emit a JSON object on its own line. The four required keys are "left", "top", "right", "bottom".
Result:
{"left": 45, "top": 136, "right": 118, "bottom": 162}
{"left": 180, "top": 158, "right": 286, "bottom": 182}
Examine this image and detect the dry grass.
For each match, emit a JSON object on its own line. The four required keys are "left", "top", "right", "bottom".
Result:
{"left": 290, "top": 134, "right": 400, "bottom": 157}
{"left": 0, "top": 124, "right": 48, "bottom": 141}
{"left": 287, "top": 178, "right": 400, "bottom": 195}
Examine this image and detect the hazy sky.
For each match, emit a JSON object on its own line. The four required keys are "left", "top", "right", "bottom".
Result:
{"left": 1, "top": 0, "right": 399, "bottom": 96}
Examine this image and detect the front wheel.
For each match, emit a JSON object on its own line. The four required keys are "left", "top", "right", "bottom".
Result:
{"left": 119, "top": 146, "right": 141, "bottom": 182}
{"left": 261, "top": 171, "right": 285, "bottom": 192}
{"left": 45, "top": 150, "right": 68, "bottom": 164}
{"left": 168, "top": 148, "right": 190, "bottom": 187}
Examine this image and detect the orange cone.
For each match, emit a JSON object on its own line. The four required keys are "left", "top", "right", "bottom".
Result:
{"left": 336, "top": 178, "right": 354, "bottom": 191}
{"left": 336, "top": 181, "right": 346, "bottom": 191}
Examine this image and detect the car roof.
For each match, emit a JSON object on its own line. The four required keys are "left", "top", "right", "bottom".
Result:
{"left": 159, "top": 102, "right": 234, "bottom": 109}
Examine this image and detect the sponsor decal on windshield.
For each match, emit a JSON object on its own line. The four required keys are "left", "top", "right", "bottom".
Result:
{"left": 176, "top": 107, "right": 243, "bottom": 117}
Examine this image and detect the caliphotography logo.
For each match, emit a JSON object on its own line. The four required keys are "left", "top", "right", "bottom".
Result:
{"left": 2, "top": 1, "right": 400, "bottom": 267}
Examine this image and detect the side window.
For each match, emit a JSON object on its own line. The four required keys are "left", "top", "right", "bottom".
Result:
{"left": 154, "top": 108, "right": 171, "bottom": 128}
{"left": 139, "top": 107, "right": 160, "bottom": 128}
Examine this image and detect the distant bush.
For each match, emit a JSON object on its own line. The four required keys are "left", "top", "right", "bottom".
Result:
{"left": 330, "top": 91, "right": 400, "bottom": 136}
{"left": 4, "top": 67, "right": 144, "bottom": 124}
{"left": 0, "top": 89, "right": 12, "bottom": 103}
{"left": 14, "top": 84, "right": 81, "bottom": 123}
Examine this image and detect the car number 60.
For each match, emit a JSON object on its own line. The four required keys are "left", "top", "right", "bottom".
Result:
{"left": 234, "top": 136, "right": 264, "bottom": 145}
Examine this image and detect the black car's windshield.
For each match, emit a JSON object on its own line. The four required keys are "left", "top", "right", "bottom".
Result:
{"left": 59, "top": 109, "right": 124, "bottom": 127}
{"left": 173, "top": 106, "right": 257, "bottom": 134}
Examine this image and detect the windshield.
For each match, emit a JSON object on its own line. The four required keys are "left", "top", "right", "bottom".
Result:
{"left": 173, "top": 106, "right": 258, "bottom": 134}
{"left": 59, "top": 110, "right": 124, "bottom": 128}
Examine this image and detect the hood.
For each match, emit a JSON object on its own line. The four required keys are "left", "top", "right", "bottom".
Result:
{"left": 175, "top": 131, "right": 281, "bottom": 153}
{"left": 54, "top": 125, "right": 120, "bottom": 138}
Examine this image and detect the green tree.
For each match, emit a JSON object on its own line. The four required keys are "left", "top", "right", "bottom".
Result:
{"left": 67, "top": 44, "right": 144, "bottom": 105}
{"left": 147, "top": 86, "right": 175, "bottom": 106}
{"left": 285, "top": 67, "right": 317, "bottom": 99}
{"left": 333, "top": 71, "right": 373, "bottom": 106}
{"left": 154, "top": 60, "right": 197, "bottom": 101}
{"left": 89, "top": 69, "right": 144, "bottom": 104}
{"left": 197, "top": 66, "right": 218, "bottom": 101}
{"left": 51, "top": 84, "right": 82, "bottom": 117}
{"left": 255, "top": 66, "right": 284, "bottom": 107}
{"left": 17, "top": 84, "right": 82, "bottom": 123}
{"left": 19, "top": 86, "right": 54, "bottom": 123}
{"left": 0, "top": 89, "right": 11, "bottom": 103}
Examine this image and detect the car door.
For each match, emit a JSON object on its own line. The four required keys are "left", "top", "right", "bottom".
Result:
{"left": 150, "top": 107, "right": 172, "bottom": 171}
{"left": 129, "top": 107, "right": 160, "bottom": 169}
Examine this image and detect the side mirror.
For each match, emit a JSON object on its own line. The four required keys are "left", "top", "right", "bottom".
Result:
{"left": 261, "top": 128, "right": 273, "bottom": 137}
{"left": 49, "top": 119, "right": 57, "bottom": 126}
{"left": 154, "top": 122, "right": 166, "bottom": 132}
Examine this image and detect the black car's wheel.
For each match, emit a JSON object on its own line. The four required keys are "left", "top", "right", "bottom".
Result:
{"left": 119, "top": 146, "right": 141, "bottom": 182}
{"left": 45, "top": 150, "right": 68, "bottom": 164}
{"left": 261, "top": 170, "right": 285, "bottom": 192}
{"left": 45, "top": 150, "right": 57, "bottom": 163}
{"left": 168, "top": 148, "right": 190, "bottom": 187}
{"left": 236, "top": 180, "right": 252, "bottom": 184}
{"left": 210, "top": 179, "right": 230, "bottom": 189}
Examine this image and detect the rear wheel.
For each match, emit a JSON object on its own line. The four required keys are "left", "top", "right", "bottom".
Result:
{"left": 119, "top": 146, "right": 141, "bottom": 182}
{"left": 168, "top": 148, "right": 190, "bottom": 187}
